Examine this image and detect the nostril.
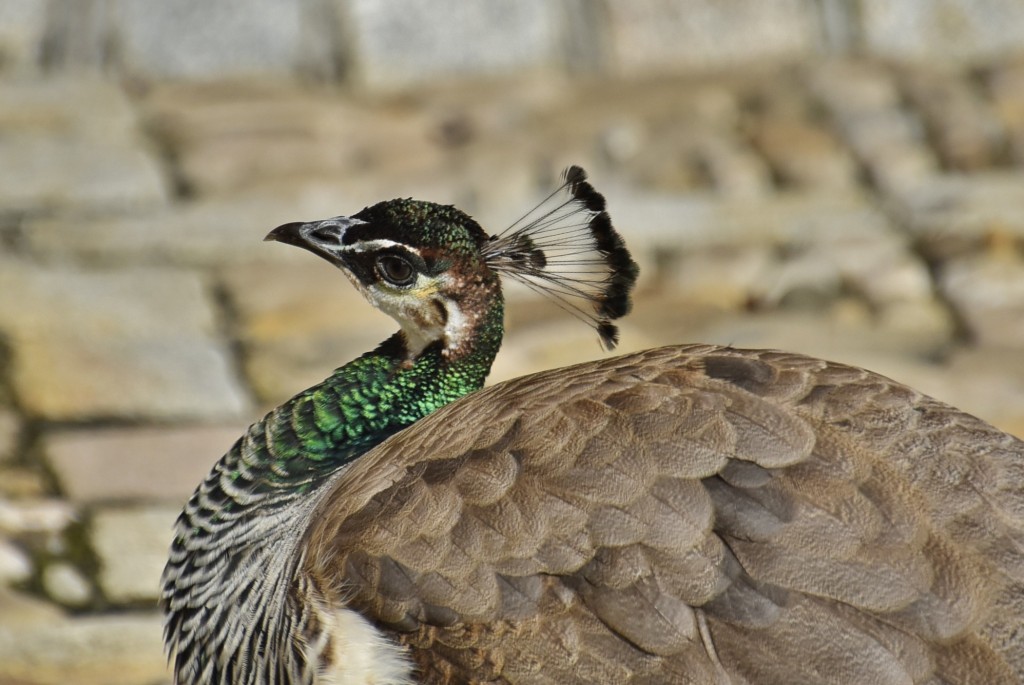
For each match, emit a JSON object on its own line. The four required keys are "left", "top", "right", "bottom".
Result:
{"left": 309, "top": 225, "right": 340, "bottom": 244}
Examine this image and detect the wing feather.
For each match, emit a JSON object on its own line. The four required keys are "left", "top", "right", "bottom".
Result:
{"left": 303, "top": 344, "right": 1024, "bottom": 683}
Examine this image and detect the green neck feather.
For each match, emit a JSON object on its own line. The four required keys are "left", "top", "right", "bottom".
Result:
{"left": 246, "top": 293, "right": 504, "bottom": 494}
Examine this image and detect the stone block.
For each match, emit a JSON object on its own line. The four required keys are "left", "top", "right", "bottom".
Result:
{"left": 0, "top": 0, "right": 46, "bottom": 72}
{"left": 859, "top": 0, "right": 1024, "bottom": 63}
{"left": 604, "top": 0, "right": 822, "bottom": 75}
{"left": 222, "top": 260, "right": 397, "bottom": 403}
{"left": 0, "top": 409, "right": 19, "bottom": 464}
{"left": 112, "top": 0, "right": 331, "bottom": 79}
{"left": 944, "top": 349, "right": 1024, "bottom": 439}
{"left": 0, "top": 136, "right": 169, "bottom": 215}
{"left": 0, "top": 587, "right": 65, "bottom": 627}
{"left": 939, "top": 251, "right": 1024, "bottom": 349}
{"left": 809, "top": 61, "right": 940, "bottom": 192}
{"left": 0, "top": 263, "right": 248, "bottom": 421}
{"left": 0, "top": 539, "right": 31, "bottom": 584}
{"left": 90, "top": 505, "right": 180, "bottom": 604}
{"left": 0, "top": 498, "right": 74, "bottom": 536}
{"left": 751, "top": 118, "right": 859, "bottom": 190}
{"left": 666, "top": 247, "right": 774, "bottom": 310}
{"left": 342, "top": 0, "right": 560, "bottom": 89}
{"left": 0, "top": 611, "right": 167, "bottom": 685}
{"left": 0, "top": 78, "right": 169, "bottom": 214}
{"left": 45, "top": 425, "right": 248, "bottom": 505}
{"left": 609, "top": 188, "right": 893, "bottom": 252}
{"left": 0, "top": 78, "right": 139, "bottom": 140}
{"left": 41, "top": 561, "right": 93, "bottom": 608}
{"left": 0, "top": 466, "right": 47, "bottom": 499}
{"left": 988, "top": 61, "right": 1024, "bottom": 163}
{"left": 141, "top": 80, "right": 448, "bottom": 193}
{"left": 893, "top": 172, "right": 1024, "bottom": 259}
{"left": 901, "top": 67, "right": 1006, "bottom": 171}
{"left": 24, "top": 193, "right": 327, "bottom": 266}
{"left": 692, "top": 134, "right": 772, "bottom": 198}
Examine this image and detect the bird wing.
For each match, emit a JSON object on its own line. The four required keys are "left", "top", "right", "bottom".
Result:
{"left": 303, "top": 344, "right": 1024, "bottom": 684}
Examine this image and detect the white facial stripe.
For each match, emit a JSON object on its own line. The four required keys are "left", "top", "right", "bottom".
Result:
{"left": 343, "top": 239, "right": 421, "bottom": 255}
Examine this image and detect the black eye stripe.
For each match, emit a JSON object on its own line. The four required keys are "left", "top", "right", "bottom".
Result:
{"left": 340, "top": 246, "right": 428, "bottom": 288}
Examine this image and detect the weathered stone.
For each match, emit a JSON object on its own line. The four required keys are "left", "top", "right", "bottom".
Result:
{"left": 939, "top": 250, "right": 1024, "bottom": 349}
{"left": 860, "top": 0, "right": 1024, "bottom": 64}
{"left": 491, "top": 291, "right": 691, "bottom": 385}
{"left": 689, "top": 306, "right": 954, "bottom": 373}
{"left": 874, "top": 298, "right": 956, "bottom": 353}
{"left": 839, "top": 110, "right": 939, "bottom": 192}
{"left": 0, "top": 539, "right": 31, "bottom": 584}
{"left": 343, "top": 0, "right": 560, "bottom": 89}
{"left": 0, "top": 611, "right": 167, "bottom": 685}
{"left": 694, "top": 134, "right": 773, "bottom": 198}
{"left": 91, "top": 505, "right": 179, "bottom": 604}
{"left": 609, "top": 188, "right": 893, "bottom": 252}
{"left": 898, "top": 172, "right": 1024, "bottom": 255}
{"left": 665, "top": 247, "right": 774, "bottom": 310}
{"left": 24, "top": 194, "right": 314, "bottom": 266}
{"left": 751, "top": 118, "right": 859, "bottom": 190}
{"left": 0, "top": 135, "right": 169, "bottom": 215}
{"left": 0, "top": 0, "right": 46, "bottom": 72}
{"left": 809, "top": 61, "right": 939, "bottom": 192}
{"left": 603, "top": 0, "right": 821, "bottom": 75}
{"left": 142, "top": 81, "right": 445, "bottom": 194}
{"left": 0, "top": 587, "right": 65, "bottom": 626}
{"left": 0, "top": 78, "right": 168, "bottom": 213}
{"left": 45, "top": 425, "right": 248, "bottom": 505}
{"left": 0, "top": 78, "right": 139, "bottom": 140}
{"left": 0, "top": 498, "right": 74, "bottom": 536}
{"left": 942, "top": 348, "right": 1024, "bottom": 439}
{"left": 989, "top": 61, "right": 1024, "bottom": 163}
{"left": 112, "top": 0, "right": 331, "bottom": 79}
{"left": 223, "top": 260, "right": 397, "bottom": 404}
{"left": 786, "top": 231, "right": 936, "bottom": 307}
{"left": 901, "top": 67, "right": 1006, "bottom": 171}
{"left": 0, "top": 466, "right": 48, "bottom": 499}
{"left": 0, "top": 409, "right": 19, "bottom": 464}
{"left": 0, "top": 263, "right": 249, "bottom": 421}
{"left": 42, "top": 562, "right": 93, "bottom": 608}
{"left": 810, "top": 61, "right": 904, "bottom": 115}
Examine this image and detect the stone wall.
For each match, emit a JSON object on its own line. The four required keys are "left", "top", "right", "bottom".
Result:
{"left": 1, "top": 0, "right": 1022, "bottom": 86}
{"left": 2, "top": 3, "right": 1024, "bottom": 683}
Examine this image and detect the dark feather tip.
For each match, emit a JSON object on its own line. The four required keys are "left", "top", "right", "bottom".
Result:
{"left": 599, "top": 287, "right": 633, "bottom": 319}
{"left": 597, "top": 321, "right": 620, "bottom": 349}
{"left": 564, "top": 165, "right": 587, "bottom": 189}
{"left": 571, "top": 181, "right": 607, "bottom": 213}
{"left": 609, "top": 247, "right": 638, "bottom": 275}
{"left": 589, "top": 213, "right": 616, "bottom": 250}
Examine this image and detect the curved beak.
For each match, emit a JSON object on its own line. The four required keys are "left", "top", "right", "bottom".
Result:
{"left": 264, "top": 221, "right": 307, "bottom": 247}
{"left": 264, "top": 216, "right": 364, "bottom": 265}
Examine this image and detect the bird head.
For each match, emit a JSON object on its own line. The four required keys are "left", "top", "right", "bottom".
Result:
{"left": 266, "top": 166, "right": 639, "bottom": 360}
{"left": 267, "top": 199, "right": 497, "bottom": 359}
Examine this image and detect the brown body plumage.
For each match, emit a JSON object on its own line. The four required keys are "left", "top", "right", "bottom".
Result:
{"left": 303, "top": 344, "right": 1024, "bottom": 683}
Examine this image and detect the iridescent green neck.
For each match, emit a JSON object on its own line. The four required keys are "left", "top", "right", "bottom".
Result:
{"left": 250, "top": 294, "right": 504, "bottom": 494}
{"left": 163, "top": 294, "right": 504, "bottom": 684}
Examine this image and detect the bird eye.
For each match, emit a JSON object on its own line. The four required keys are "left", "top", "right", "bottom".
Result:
{"left": 376, "top": 255, "right": 416, "bottom": 286}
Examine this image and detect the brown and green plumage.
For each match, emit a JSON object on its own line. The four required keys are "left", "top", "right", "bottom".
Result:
{"left": 162, "top": 167, "right": 1024, "bottom": 684}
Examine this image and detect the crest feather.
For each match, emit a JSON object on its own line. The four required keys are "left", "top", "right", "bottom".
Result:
{"left": 481, "top": 166, "right": 639, "bottom": 349}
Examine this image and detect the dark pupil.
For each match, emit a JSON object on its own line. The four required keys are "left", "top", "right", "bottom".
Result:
{"left": 378, "top": 255, "right": 415, "bottom": 285}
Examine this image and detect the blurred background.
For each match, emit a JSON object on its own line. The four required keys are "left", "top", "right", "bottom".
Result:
{"left": 0, "top": 1, "right": 1023, "bottom": 682}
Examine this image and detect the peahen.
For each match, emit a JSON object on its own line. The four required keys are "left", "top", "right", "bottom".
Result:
{"left": 162, "top": 167, "right": 1024, "bottom": 684}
